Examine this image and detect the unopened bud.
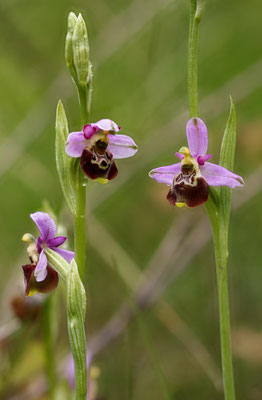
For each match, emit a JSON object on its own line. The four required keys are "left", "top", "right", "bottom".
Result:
{"left": 65, "top": 12, "right": 78, "bottom": 82}
{"left": 72, "top": 14, "right": 92, "bottom": 87}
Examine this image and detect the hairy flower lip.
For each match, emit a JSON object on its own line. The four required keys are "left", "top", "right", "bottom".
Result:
{"left": 80, "top": 148, "right": 118, "bottom": 181}
{"left": 168, "top": 174, "right": 209, "bottom": 207}
{"left": 149, "top": 117, "right": 244, "bottom": 207}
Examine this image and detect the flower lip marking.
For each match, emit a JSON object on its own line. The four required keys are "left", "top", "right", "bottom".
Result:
{"left": 66, "top": 119, "right": 138, "bottom": 182}
{"left": 149, "top": 117, "right": 244, "bottom": 207}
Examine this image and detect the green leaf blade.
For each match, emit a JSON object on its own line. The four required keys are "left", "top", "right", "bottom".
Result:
{"left": 55, "top": 100, "right": 77, "bottom": 216}
{"left": 219, "top": 97, "right": 237, "bottom": 235}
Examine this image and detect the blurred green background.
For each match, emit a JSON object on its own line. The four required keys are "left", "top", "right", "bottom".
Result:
{"left": 0, "top": 0, "right": 262, "bottom": 399}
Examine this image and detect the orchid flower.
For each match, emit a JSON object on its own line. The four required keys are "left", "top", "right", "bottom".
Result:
{"left": 149, "top": 117, "right": 244, "bottom": 207}
{"left": 66, "top": 119, "right": 138, "bottom": 183}
{"left": 22, "top": 212, "right": 74, "bottom": 296}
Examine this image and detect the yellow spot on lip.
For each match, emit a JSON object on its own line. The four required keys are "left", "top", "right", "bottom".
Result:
{"left": 175, "top": 202, "right": 187, "bottom": 208}
{"left": 95, "top": 177, "right": 109, "bottom": 184}
{"left": 28, "top": 288, "right": 38, "bottom": 297}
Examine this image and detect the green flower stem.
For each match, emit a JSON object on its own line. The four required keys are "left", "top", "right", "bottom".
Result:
{"left": 73, "top": 83, "right": 91, "bottom": 282}
{"left": 42, "top": 294, "right": 56, "bottom": 400}
{"left": 188, "top": 0, "right": 199, "bottom": 117}
{"left": 188, "top": 0, "right": 206, "bottom": 118}
{"left": 77, "top": 84, "right": 89, "bottom": 126}
{"left": 216, "top": 247, "right": 235, "bottom": 400}
{"left": 73, "top": 178, "right": 87, "bottom": 282}
{"left": 206, "top": 204, "right": 236, "bottom": 400}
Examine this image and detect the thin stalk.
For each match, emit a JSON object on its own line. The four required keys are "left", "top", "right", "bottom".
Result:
{"left": 73, "top": 83, "right": 91, "bottom": 282}
{"left": 188, "top": 0, "right": 235, "bottom": 397}
{"left": 73, "top": 176, "right": 87, "bottom": 282}
{"left": 42, "top": 295, "right": 56, "bottom": 400}
{"left": 188, "top": 0, "right": 199, "bottom": 118}
{"left": 212, "top": 223, "right": 235, "bottom": 400}
{"left": 78, "top": 84, "right": 89, "bottom": 126}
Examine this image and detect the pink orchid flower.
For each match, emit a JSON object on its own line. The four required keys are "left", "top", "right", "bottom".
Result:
{"left": 66, "top": 119, "right": 138, "bottom": 182}
{"left": 149, "top": 117, "right": 244, "bottom": 207}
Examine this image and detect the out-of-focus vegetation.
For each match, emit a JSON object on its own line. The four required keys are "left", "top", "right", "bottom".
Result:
{"left": 0, "top": 0, "right": 262, "bottom": 399}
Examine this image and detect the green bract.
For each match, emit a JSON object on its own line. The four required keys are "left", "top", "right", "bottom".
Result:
{"left": 219, "top": 97, "right": 237, "bottom": 240}
{"left": 55, "top": 100, "right": 77, "bottom": 217}
{"left": 72, "top": 14, "right": 91, "bottom": 87}
{"left": 65, "top": 12, "right": 78, "bottom": 82}
{"left": 66, "top": 259, "right": 87, "bottom": 400}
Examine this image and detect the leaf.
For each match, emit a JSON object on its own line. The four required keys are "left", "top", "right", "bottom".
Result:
{"left": 205, "top": 186, "right": 220, "bottom": 238}
{"left": 66, "top": 259, "right": 87, "bottom": 398}
{"left": 219, "top": 97, "right": 237, "bottom": 236}
{"left": 45, "top": 248, "right": 70, "bottom": 281}
{"left": 55, "top": 100, "right": 77, "bottom": 216}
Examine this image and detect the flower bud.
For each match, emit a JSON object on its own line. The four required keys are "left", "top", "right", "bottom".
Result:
{"left": 72, "top": 14, "right": 92, "bottom": 87}
{"left": 65, "top": 12, "right": 78, "bottom": 82}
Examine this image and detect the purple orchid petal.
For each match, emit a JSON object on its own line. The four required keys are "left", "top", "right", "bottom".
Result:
{"left": 200, "top": 162, "right": 244, "bottom": 188}
{"left": 186, "top": 117, "right": 208, "bottom": 157}
{"left": 66, "top": 131, "right": 87, "bottom": 157}
{"left": 95, "top": 119, "right": 120, "bottom": 133}
{"left": 83, "top": 120, "right": 120, "bottom": 139}
{"left": 30, "top": 212, "right": 56, "bottom": 243}
{"left": 197, "top": 154, "right": 212, "bottom": 165}
{"left": 175, "top": 152, "right": 184, "bottom": 160}
{"left": 53, "top": 248, "right": 75, "bottom": 263}
{"left": 47, "top": 236, "right": 67, "bottom": 248}
{"left": 149, "top": 163, "right": 181, "bottom": 185}
{"left": 107, "top": 134, "right": 138, "bottom": 159}
{"left": 83, "top": 124, "right": 98, "bottom": 139}
{"left": 34, "top": 249, "right": 48, "bottom": 282}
